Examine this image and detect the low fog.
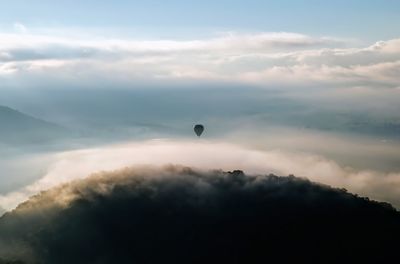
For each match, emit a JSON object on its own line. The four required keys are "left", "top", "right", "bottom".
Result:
{"left": 1, "top": 139, "right": 400, "bottom": 213}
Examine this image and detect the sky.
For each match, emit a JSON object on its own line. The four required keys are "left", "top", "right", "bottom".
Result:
{"left": 0, "top": 1, "right": 400, "bottom": 212}
{"left": 1, "top": 0, "right": 400, "bottom": 40}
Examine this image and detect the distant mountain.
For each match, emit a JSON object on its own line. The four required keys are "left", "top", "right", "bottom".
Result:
{"left": 0, "top": 166, "right": 399, "bottom": 264}
{"left": 0, "top": 105, "right": 70, "bottom": 145}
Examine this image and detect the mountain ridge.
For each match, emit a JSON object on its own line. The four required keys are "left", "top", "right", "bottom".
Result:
{"left": 0, "top": 166, "right": 399, "bottom": 263}
{"left": 0, "top": 105, "right": 70, "bottom": 145}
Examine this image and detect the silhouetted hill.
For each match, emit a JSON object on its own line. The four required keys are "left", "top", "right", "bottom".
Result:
{"left": 0, "top": 106, "right": 70, "bottom": 145}
{"left": 0, "top": 166, "right": 399, "bottom": 263}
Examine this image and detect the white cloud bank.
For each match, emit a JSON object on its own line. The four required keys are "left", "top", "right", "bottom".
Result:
{"left": 0, "top": 30, "right": 399, "bottom": 89}
{"left": 1, "top": 139, "right": 400, "bottom": 212}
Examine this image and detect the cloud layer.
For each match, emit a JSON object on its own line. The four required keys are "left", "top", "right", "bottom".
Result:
{"left": 1, "top": 139, "right": 400, "bottom": 212}
{"left": 0, "top": 29, "right": 399, "bottom": 89}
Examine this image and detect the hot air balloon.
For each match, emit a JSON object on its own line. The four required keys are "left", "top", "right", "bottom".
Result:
{"left": 194, "top": 124, "right": 204, "bottom": 137}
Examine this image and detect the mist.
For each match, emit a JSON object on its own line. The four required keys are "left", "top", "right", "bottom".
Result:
{"left": 1, "top": 138, "right": 400, "bottom": 214}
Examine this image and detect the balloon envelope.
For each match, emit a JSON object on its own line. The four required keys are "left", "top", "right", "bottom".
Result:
{"left": 194, "top": 124, "right": 204, "bottom": 137}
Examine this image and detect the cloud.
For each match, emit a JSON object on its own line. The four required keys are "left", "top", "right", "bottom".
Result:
{"left": 0, "top": 31, "right": 332, "bottom": 66}
{"left": 0, "top": 31, "right": 334, "bottom": 54}
{"left": 239, "top": 60, "right": 400, "bottom": 87}
{"left": 0, "top": 30, "right": 399, "bottom": 89}
{"left": 13, "top": 23, "right": 27, "bottom": 34}
{"left": 1, "top": 139, "right": 400, "bottom": 212}
{"left": 0, "top": 165, "right": 399, "bottom": 263}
